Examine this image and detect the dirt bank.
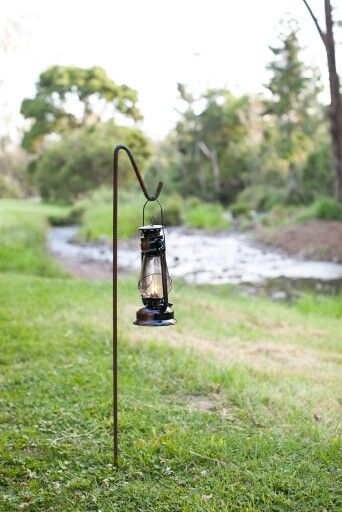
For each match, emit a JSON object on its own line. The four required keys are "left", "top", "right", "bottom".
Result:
{"left": 258, "top": 220, "right": 342, "bottom": 263}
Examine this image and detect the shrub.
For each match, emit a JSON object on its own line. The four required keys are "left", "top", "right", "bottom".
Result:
{"left": 301, "top": 143, "right": 334, "bottom": 202}
{"left": 183, "top": 201, "right": 229, "bottom": 230}
{"left": 311, "top": 197, "right": 342, "bottom": 221}
{"left": 0, "top": 175, "right": 22, "bottom": 199}
{"left": 161, "top": 194, "right": 183, "bottom": 225}
{"left": 32, "top": 123, "right": 151, "bottom": 203}
{"left": 48, "top": 211, "right": 73, "bottom": 227}
{"left": 237, "top": 185, "right": 286, "bottom": 212}
{"left": 230, "top": 202, "right": 250, "bottom": 217}
{"left": 75, "top": 188, "right": 231, "bottom": 240}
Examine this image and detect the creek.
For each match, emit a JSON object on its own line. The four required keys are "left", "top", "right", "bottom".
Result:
{"left": 48, "top": 226, "right": 342, "bottom": 300}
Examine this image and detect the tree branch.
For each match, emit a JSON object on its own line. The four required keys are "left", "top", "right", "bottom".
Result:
{"left": 301, "top": 0, "right": 326, "bottom": 45}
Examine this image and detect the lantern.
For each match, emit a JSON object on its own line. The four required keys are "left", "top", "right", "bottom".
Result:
{"left": 134, "top": 222, "right": 176, "bottom": 326}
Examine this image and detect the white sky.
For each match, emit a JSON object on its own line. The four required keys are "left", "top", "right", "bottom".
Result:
{"left": 1, "top": 0, "right": 341, "bottom": 140}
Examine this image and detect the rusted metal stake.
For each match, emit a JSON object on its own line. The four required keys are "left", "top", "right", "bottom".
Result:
{"left": 112, "top": 145, "right": 163, "bottom": 464}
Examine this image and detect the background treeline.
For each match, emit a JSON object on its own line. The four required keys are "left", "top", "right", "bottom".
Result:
{"left": 1, "top": 22, "right": 341, "bottom": 221}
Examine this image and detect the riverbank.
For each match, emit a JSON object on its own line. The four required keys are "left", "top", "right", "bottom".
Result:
{"left": 258, "top": 220, "right": 342, "bottom": 263}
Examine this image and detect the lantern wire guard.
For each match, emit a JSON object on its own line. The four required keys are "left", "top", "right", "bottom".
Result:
{"left": 113, "top": 145, "right": 175, "bottom": 464}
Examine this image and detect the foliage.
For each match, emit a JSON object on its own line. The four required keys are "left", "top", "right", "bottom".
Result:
{"left": 0, "top": 200, "right": 341, "bottom": 511}
{"left": 263, "top": 22, "right": 325, "bottom": 202}
{"left": 16, "top": 24, "right": 339, "bottom": 212}
{"left": 0, "top": 173, "right": 21, "bottom": 198}
{"left": 301, "top": 141, "right": 334, "bottom": 202}
{"left": 160, "top": 193, "right": 183, "bottom": 225}
{"left": 161, "top": 86, "right": 250, "bottom": 204}
{"left": 299, "top": 197, "right": 342, "bottom": 221}
{"left": 148, "top": 26, "right": 330, "bottom": 210}
{"left": 236, "top": 185, "right": 287, "bottom": 212}
{"left": 76, "top": 189, "right": 230, "bottom": 240}
{"left": 31, "top": 123, "right": 151, "bottom": 203}
{"left": 75, "top": 188, "right": 140, "bottom": 240}
{"left": 20, "top": 65, "right": 142, "bottom": 152}
{"left": 0, "top": 137, "right": 31, "bottom": 198}
{"left": 230, "top": 202, "right": 250, "bottom": 217}
{"left": 183, "top": 200, "right": 228, "bottom": 230}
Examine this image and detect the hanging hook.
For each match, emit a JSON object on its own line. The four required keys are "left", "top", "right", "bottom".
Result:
{"left": 112, "top": 143, "right": 164, "bottom": 465}
{"left": 113, "top": 145, "right": 163, "bottom": 201}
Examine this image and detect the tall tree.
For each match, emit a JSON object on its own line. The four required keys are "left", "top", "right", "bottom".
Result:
{"left": 175, "top": 85, "right": 249, "bottom": 203}
{"left": 20, "top": 66, "right": 142, "bottom": 152}
{"left": 302, "top": 0, "right": 342, "bottom": 201}
{"left": 32, "top": 122, "right": 150, "bottom": 202}
{"left": 264, "top": 23, "right": 323, "bottom": 201}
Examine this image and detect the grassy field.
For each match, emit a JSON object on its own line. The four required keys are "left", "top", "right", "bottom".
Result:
{"left": 0, "top": 200, "right": 341, "bottom": 511}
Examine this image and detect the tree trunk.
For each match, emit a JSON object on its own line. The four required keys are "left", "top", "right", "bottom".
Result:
{"left": 211, "top": 150, "right": 221, "bottom": 196}
{"left": 324, "top": 0, "right": 342, "bottom": 201}
{"left": 302, "top": 0, "right": 342, "bottom": 201}
{"left": 195, "top": 142, "right": 206, "bottom": 194}
{"left": 198, "top": 141, "right": 221, "bottom": 198}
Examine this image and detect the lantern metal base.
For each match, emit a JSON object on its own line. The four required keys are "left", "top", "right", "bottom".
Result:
{"left": 134, "top": 304, "right": 176, "bottom": 327}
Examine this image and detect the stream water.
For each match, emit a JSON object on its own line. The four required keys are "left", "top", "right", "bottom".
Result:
{"left": 47, "top": 226, "right": 342, "bottom": 300}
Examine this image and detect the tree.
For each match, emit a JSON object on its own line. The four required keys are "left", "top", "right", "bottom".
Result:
{"left": 301, "top": 0, "right": 342, "bottom": 201}
{"left": 32, "top": 122, "right": 151, "bottom": 202}
{"left": 20, "top": 66, "right": 142, "bottom": 152}
{"left": 174, "top": 85, "right": 250, "bottom": 204}
{"left": 263, "top": 22, "right": 324, "bottom": 202}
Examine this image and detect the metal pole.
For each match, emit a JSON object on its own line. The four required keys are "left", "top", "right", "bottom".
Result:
{"left": 112, "top": 145, "right": 163, "bottom": 464}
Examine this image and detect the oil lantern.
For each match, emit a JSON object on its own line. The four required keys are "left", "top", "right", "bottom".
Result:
{"left": 134, "top": 222, "right": 176, "bottom": 326}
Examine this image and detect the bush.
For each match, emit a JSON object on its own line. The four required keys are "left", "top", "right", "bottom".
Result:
{"left": 301, "top": 143, "right": 334, "bottom": 202}
{"left": 237, "top": 185, "right": 286, "bottom": 212}
{"left": 75, "top": 187, "right": 142, "bottom": 240}
{"left": 0, "top": 175, "right": 22, "bottom": 199}
{"left": 75, "top": 187, "right": 231, "bottom": 240}
{"left": 183, "top": 201, "right": 229, "bottom": 230}
{"left": 230, "top": 202, "right": 250, "bottom": 217}
{"left": 309, "top": 197, "right": 342, "bottom": 221}
{"left": 48, "top": 211, "right": 73, "bottom": 226}
{"left": 32, "top": 123, "right": 151, "bottom": 203}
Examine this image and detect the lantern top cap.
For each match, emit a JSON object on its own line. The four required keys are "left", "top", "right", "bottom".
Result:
{"left": 138, "top": 224, "right": 163, "bottom": 232}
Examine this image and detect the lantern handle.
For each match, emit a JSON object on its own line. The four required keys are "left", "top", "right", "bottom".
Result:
{"left": 142, "top": 198, "right": 164, "bottom": 228}
{"left": 113, "top": 144, "right": 163, "bottom": 201}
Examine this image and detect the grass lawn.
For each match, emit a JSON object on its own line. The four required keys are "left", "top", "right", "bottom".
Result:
{"left": 0, "top": 200, "right": 341, "bottom": 511}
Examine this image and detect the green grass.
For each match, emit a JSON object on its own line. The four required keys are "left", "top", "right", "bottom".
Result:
{"left": 0, "top": 200, "right": 68, "bottom": 277}
{"left": 0, "top": 200, "right": 341, "bottom": 511}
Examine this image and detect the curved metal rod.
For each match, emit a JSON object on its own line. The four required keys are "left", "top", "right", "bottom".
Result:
{"left": 113, "top": 144, "right": 163, "bottom": 200}
{"left": 112, "top": 144, "right": 163, "bottom": 465}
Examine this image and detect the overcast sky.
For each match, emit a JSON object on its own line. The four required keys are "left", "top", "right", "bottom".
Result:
{"left": 1, "top": 0, "right": 341, "bottom": 140}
